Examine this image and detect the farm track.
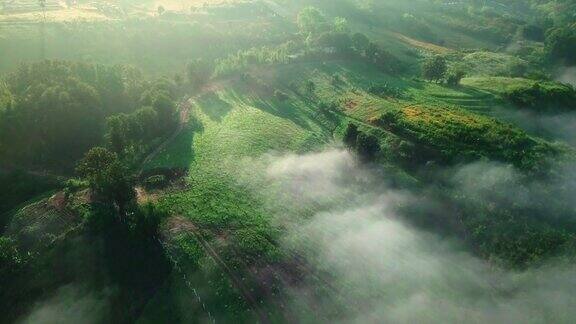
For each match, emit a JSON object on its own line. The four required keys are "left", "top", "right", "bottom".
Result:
{"left": 165, "top": 216, "right": 271, "bottom": 324}
{"left": 138, "top": 77, "right": 237, "bottom": 174}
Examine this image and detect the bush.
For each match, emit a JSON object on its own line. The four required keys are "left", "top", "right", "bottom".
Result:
{"left": 422, "top": 56, "right": 447, "bottom": 82}
{"left": 64, "top": 178, "right": 88, "bottom": 196}
{"left": 368, "top": 83, "right": 403, "bottom": 98}
{"left": 503, "top": 82, "right": 576, "bottom": 112}
{"left": 446, "top": 69, "right": 466, "bottom": 86}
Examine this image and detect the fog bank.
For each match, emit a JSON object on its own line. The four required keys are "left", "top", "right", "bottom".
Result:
{"left": 258, "top": 148, "right": 576, "bottom": 323}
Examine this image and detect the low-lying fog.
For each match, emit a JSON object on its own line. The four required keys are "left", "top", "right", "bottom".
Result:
{"left": 246, "top": 148, "right": 576, "bottom": 323}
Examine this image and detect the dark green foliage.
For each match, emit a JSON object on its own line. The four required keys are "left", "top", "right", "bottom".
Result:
{"left": 368, "top": 83, "right": 404, "bottom": 98}
{"left": 545, "top": 26, "right": 576, "bottom": 64}
{"left": 352, "top": 33, "right": 370, "bottom": 53}
{"left": 106, "top": 107, "right": 159, "bottom": 151}
{"left": 154, "top": 94, "right": 178, "bottom": 131}
{"left": 274, "top": 89, "right": 289, "bottom": 101}
{"left": 128, "top": 203, "right": 166, "bottom": 241}
{"left": 316, "top": 32, "right": 353, "bottom": 54}
{"left": 76, "top": 147, "right": 135, "bottom": 215}
{"left": 0, "top": 82, "right": 13, "bottom": 111}
{"left": 503, "top": 81, "right": 576, "bottom": 112}
{"left": 0, "top": 237, "right": 24, "bottom": 279}
{"left": 105, "top": 81, "right": 178, "bottom": 165}
{"left": 343, "top": 123, "right": 380, "bottom": 162}
{"left": 343, "top": 123, "right": 360, "bottom": 148}
{"left": 521, "top": 24, "right": 545, "bottom": 41}
{"left": 356, "top": 133, "right": 380, "bottom": 161}
{"left": 422, "top": 55, "right": 448, "bottom": 82}
{"left": 0, "top": 61, "right": 148, "bottom": 171}
{"left": 446, "top": 69, "right": 466, "bottom": 86}
{"left": 306, "top": 80, "right": 316, "bottom": 94}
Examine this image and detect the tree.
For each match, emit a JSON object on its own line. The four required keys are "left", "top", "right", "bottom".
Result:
{"left": 356, "top": 133, "right": 380, "bottom": 162}
{"left": 446, "top": 69, "right": 466, "bottom": 86}
{"left": 106, "top": 114, "right": 130, "bottom": 155}
{"left": 422, "top": 55, "right": 447, "bottom": 82}
{"left": 76, "top": 147, "right": 135, "bottom": 216}
{"left": 343, "top": 123, "right": 359, "bottom": 148}
{"left": 152, "top": 94, "right": 177, "bottom": 133}
{"left": 333, "top": 17, "right": 349, "bottom": 33}
{"left": 157, "top": 5, "right": 165, "bottom": 16}
{"left": 545, "top": 26, "right": 576, "bottom": 64}
{"left": 297, "top": 7, "right": 328, "bottom": 35}
{"left": 352, "top": 33, "right": 370, "bottom": 54}
{"left": 343, "top": 124, "right": 380, "bottom": 162}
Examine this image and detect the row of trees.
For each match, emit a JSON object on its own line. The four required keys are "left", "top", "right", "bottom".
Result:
{"left": 298, "top": 7, "right": 402, "bottom": 74}
{"left": 422, "top": 55, "right": 466, "bottom": 85}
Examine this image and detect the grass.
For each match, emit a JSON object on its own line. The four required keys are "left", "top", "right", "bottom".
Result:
{"left": 0, "top": 58, "right": 554, "bottom": 321}
{"left": 145, "top": 75, "right": 338, "bottom": 320}
{"left": 143, "top": 126, "right": 195, "bottom": 170}
{"left": 461, "top": 51, "right": 528, "bottom": 77}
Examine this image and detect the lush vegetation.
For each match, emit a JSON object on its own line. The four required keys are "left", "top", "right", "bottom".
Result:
{"left": 3, "top": 0, "right": 576, "bottom": 322}
{"left": 0, "top": 61, "right": 179, "bottom": 172}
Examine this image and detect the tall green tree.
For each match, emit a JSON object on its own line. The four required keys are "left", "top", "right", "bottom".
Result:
{"left": 297, "top": 7, "right": 328, "bottom": 35}
{"left": 422, "top": 55, "right": 447, "bottom": 82}
{"left": 76, "top": 147, "right": 135, "bottom": 216}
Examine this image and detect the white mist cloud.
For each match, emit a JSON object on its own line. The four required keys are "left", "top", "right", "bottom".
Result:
{"left": 495, "top": 108, "right": 576, "bottom": 147}
{"left": 258, "top": 148, "right": 576, "bottom": 324}
{"left": 556, "top": 66, "right": 576, "bottom": 87}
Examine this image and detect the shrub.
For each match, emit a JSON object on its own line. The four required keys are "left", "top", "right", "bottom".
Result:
{"left": 446, "top": 69, "right": 466, "bottom": 86}
{"left": 368, "top": 83, "right": 403, "bottom": 98}
{"left": 503, "top": 82, "right": 576, "bottom": 112}
{"left": 422, "top": 56, "right": 447, "bottom": 82}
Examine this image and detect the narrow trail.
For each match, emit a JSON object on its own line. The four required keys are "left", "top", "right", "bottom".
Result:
{"left": 138, "top": 77, "right": 237, "bottom": 174}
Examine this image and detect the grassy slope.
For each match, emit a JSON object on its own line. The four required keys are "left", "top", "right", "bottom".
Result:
{"left": 141, "top": 74, "right": 334, "bottom": 320}
{"left": 4, "top": 1, "right": 568, "bottom": 321}
{"left": 139, "top": 57, "right": 568, "bottom": 320}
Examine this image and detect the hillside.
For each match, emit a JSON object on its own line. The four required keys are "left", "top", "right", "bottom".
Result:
{"left": 3, "top": 0, "right": 576, "bottom": 323}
